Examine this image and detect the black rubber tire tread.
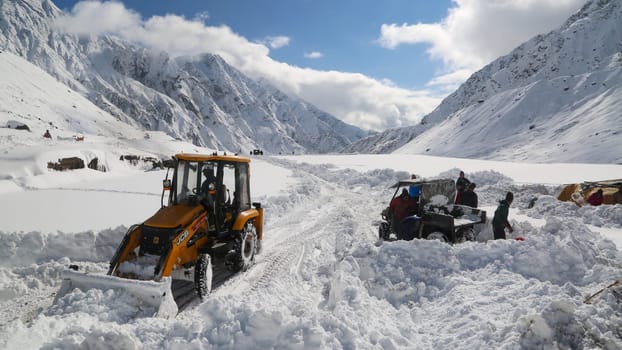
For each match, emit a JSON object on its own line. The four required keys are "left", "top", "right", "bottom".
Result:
{"left": 426, "top": 231, "right": 448, "bottom": 242}
{"left": 233, "top": 222, "right": 257, "bottom": 272}
{"left": 194, "top": 253, "right": 213, "bottom": 299}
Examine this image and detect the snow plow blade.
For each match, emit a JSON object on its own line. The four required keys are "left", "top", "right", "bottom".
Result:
{"left": 56, "top": 269, "right": 178, "bottom": 319}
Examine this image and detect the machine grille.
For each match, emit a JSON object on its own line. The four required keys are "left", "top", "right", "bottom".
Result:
{"left": 140, "top": 225, "right": 179, "bottom": 256}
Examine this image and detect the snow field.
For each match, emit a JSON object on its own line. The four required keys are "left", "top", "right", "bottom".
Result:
{"left": 0, "top": 155, "right": 621, "bottom": 349}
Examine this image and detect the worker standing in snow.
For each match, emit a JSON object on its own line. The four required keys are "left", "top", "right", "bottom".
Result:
{"left": 492, "top": 192, "right": 514, "bottom": 239}
{"left": 459, "top": 183, "right": 478, "bottom": 208}
{"left": 455, "top": 171, "right": 471, "bottom": 204}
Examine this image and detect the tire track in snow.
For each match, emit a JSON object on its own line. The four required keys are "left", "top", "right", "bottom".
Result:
{"left": 213, "top": 188, "right": 329, "bottom": 296}
{"left": 214, "top": 157, "right": 378, "bottom": 303}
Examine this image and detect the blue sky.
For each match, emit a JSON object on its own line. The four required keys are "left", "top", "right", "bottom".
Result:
{"left": 53, "top": 0, "right": 586, "bottom": 131}
{"left": 54, "top": 0, "right": 451, "bottom": 89}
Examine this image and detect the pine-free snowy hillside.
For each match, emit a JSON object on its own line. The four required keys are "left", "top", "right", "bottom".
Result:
{"left": 0, "top": 0, "right": 367, "bottom": 154}
{"left": 0, "top": 50, "right": 212, "bottom": 182}
{"left": 345, "top": 0, "right": 622, "bottom": 164}
{"left": 0, "top": 50, "right": 146, "bottom": 144}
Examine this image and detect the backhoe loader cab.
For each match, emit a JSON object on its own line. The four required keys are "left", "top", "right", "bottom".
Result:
{"left": 57, "top": 153, "right": 264, "bottom": 318}
{"left": 165, "top": 155, "right": 254, "bottom": 233}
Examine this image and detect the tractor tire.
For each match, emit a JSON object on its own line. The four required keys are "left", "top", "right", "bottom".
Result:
{"left": 459, "top": 227, "right": 476, "bottom": 242}
{"left": 378, "top": 222, "right": 390, "bottom": 240}
{"left": 194, "top": 253, "right": 213, "bottom": 300}
{"left": 426, "top": 231, "right": 448, "bottom": 242}
{"left": 231, "top": 221, "right": 257, "bottom": 272}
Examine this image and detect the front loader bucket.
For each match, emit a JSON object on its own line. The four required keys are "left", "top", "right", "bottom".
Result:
{"left": 56, "top": 269, "right": 178, "bottom": 318}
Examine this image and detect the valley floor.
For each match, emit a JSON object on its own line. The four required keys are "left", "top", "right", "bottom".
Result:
{"left": 1, "top": 155, "right": 621, "bottom": 349}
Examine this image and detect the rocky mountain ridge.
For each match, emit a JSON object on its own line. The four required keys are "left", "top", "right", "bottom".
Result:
{"left": 0, "top": 0, "right": 367, "bottom": 154}
{"left": 344, "top": 0, "right": 622, "bottom": 163}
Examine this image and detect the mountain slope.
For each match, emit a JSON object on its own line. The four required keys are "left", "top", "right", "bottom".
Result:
{"left": 0, "top": 50, "right": 209, "bottom": 175}
{"left": 0, "top": 50, "right": 144, "bottom": 140}
{"left": 0, "top": 0, "right": 367, "bottom": 154}
{"left": 345, "top": 0, "right": 622, "bottom": 163}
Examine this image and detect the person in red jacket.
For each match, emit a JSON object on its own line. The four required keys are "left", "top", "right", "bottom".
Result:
{"left": 587, "top": 189, "right": 604, "bottom": 206}
{"left": 390, "top": 189, "right": 418, "bottom": 234}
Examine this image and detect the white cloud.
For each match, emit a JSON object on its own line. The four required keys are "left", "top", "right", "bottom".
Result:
{"left": 425, "top": 68, "right": 473, "bottom": 93}
{"left": 55, "top": 1, "right": 440, "bottom": 131}
{"left": 54, "top": 1, "right": 141, "bottom": 36}
{"left": 304, "top": 51, "right": 323, "bottom": 59}
{"left": 378, "top": 0, "right": 586, "bottom": 87}
{"left": 262, "top": 36, "right": 290, "bottom": 49}
{"left": 193, "top": 11, "right": 210, "bottom": 23}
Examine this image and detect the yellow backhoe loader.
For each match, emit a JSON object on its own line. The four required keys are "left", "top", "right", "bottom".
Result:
{"left": 56, "top": 153, "right": 264, "bottom": 318}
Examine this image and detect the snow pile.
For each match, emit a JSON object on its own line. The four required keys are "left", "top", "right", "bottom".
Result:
{"left": 367, "top": 216, "right": 619, "bottom": 303}
{"left": 49, "top": 287, "right": 158, "bottom": 322}
{"left": 117, "top": 255, "right": 159, "bottom": 279}
{"left": 528, "top": 195, "right": 622, "bottom": 228}
{"left": 0, "top": 228, "right": 124, "bottom": 268}
{"left": 1, "top": 148, "right": 622, "bottom": 348}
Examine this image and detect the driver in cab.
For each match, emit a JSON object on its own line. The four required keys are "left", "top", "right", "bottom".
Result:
{"left": 200, "top": 166, "right": 217, "bottom": 207}
{"left": 390, "top": 188, "right": 418, "bottom": 234}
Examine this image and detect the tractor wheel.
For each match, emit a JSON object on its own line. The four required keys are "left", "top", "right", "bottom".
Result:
{"left": 460, "top": 227, "right": 476, "bottom": 242}
{"left": 378, "top": 222, "right": 390, "bottom": 240}
{"left": 426, "top": 231, "right": 448, "bottom": 242}
{"left": 194, "top": 253, "right": 213, "bottom": 299}
{"left": 232, "top": 221, "right": 257, "bottom": 272}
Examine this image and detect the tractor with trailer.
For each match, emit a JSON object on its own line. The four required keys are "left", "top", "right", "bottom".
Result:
{"left": 56, "top": 153, "right": 264, "bottom": 318}
{"left": 378, "top": 178, "right": 486, "bottom": 243}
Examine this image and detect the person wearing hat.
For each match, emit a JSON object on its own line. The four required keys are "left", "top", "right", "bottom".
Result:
{"left": 492, "top": 192, "right": 514, "bottom": 239}
{"left": 587, "top": 188, "right": 604, "bottom": 206}
{"left": 459, "top": 182, "right": 478, "bottom": 208}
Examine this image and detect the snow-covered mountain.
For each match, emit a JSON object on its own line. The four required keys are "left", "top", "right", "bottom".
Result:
{"left": 0, "top": 0, "right": 367, "bottom": 154}
{"left": 345, "top": 0, "right": 622, "bottom": 164}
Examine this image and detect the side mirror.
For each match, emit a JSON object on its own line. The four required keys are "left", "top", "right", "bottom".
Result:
{"left": 163, "top": 179, "right": 172, "bottom": 191}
